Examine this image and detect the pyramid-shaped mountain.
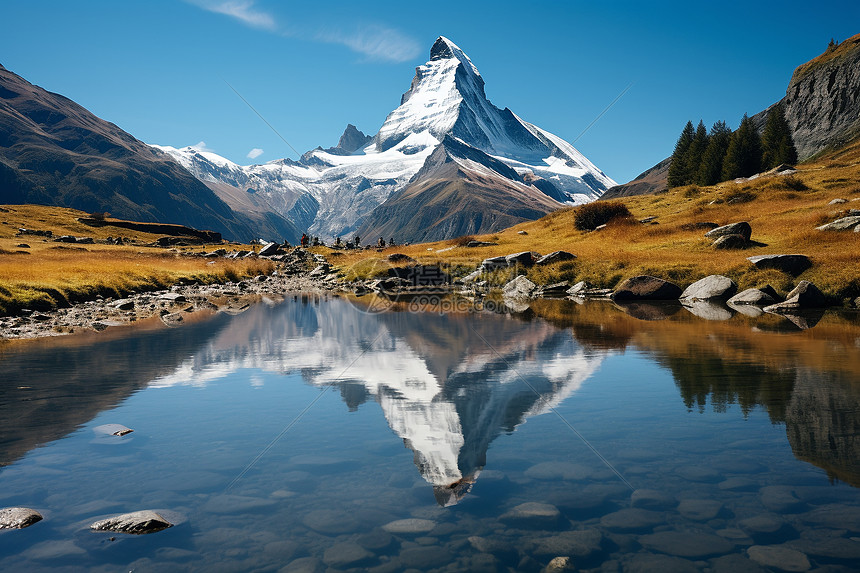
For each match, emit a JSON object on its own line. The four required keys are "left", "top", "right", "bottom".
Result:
{"left": 157, "top": 37, "right": 615, "bottom": 243}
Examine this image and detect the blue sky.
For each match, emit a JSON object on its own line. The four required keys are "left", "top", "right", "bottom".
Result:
{"left": 2, "top": 1, "right": 857, "bottom": 183}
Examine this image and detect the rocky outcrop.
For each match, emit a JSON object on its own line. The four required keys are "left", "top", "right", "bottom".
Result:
{"left": 535, "top": 251, "right": 577, "bottom": 265}
{"left": 611, "top": 275, "right": 682, "bottom": 301}
{"left": 607, "top": 34, "right": 860, "bottom": 197}
{"left": 816, "top": 215, "right": 860, "bottom": 231}
{"left": 747, "top": 254, "right": 812, "bottom": 276}
{"left": 777, "top": 33, "right": 860, "bottom": 160}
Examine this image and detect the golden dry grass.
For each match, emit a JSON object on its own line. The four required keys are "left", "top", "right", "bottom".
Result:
{"left": 328, "top": 139, "right": 860, "bottom": 303}
{"left": 0, "top": 205, "right": 272, "bottom": 315}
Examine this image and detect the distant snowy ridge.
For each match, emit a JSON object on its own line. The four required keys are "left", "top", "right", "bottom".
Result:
{"left": 154, "top": 36, "right": 615, "bottom": 241}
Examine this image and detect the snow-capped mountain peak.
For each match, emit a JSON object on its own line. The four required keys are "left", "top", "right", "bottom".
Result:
{"left": 430, "top": 36, "right": 480, "bottom": 76}
{"left": 155, "top": 36, "right": 615, "bottom": 243}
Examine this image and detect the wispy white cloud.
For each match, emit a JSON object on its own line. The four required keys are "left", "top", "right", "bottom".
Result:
{"left": 191, "top": 140, "right": 210, "bottom": 151}
{"left": 187, "top": 1, "right": 419, "bottom": 63}
{"left": 247, "top": 147, "right": 264, "bottom": 159}
{"left": 316, "top": 25, "right": 421, "bottom": 63}
{"left": 190, "top": 0, "right": 276, "bottom": 31}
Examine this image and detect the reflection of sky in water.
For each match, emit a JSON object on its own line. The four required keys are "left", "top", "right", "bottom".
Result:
{"left": 0, "top": 297, "right": 859, "bottom": 571}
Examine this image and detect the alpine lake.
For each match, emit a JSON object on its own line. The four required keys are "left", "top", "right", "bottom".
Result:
{"left": 1, "top": 292, "right": 860, "bottom": 573}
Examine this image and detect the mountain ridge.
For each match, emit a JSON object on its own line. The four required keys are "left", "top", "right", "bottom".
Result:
{"left": 0, "top": 63, "right": 298, "bottom": 242}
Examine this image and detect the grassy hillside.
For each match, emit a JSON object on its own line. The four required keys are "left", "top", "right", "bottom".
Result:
{"left": 0, "top": 205, "right": 272, "bottom": 315}
{"left": 329, "top": 138, "right": 860, "bottom": 304}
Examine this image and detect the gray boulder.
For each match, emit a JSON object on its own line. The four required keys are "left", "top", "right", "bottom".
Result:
{"left": 680, "top": 275, "right": 738, "bottom": 301}
{"left": 816, "top": 215, "right": 860, "bottom": 231}
{"left": 258, "top": 242, "right": 281, "bottom": 256}
{"left": 90, "top": 510, "right": 174, "bottom": 534}
{"left": 747, "top": 254, "right": 812, "bottom": 276}
{"left": 505, "top": 251, "right": 538, "bottom": 267}
{"left": 764, "top": 281, "right": 827, "bottom": 312}
{"left": 534, "top": 282, "right": 570, "bottom": 297}
{"left": 566, "top": 281, "right": 590, "bottom": 296}
{"left": 728, "top": 285, "right": 780, "bottom": 306}
{"left": 535, "top": 251, "right": 576, "bottom": 265}
{"left": 109, "top": 298, "right": 135, "bottom": 311}
{"left": 706, "top": 221, "right": 752, "bottom": 242}
{"left": 712, "top": 234, "right": 749, "bottom": 249}
{"left": 481, "top": 256, "right": 508, "bottom": 270}
{"left": 503, "top": 275, "right": 537, "bottom": 299}
{"left": 0, "top": 507, "right": 43, "bottom": 529}
{"left": 611, "top": 275, "right": 682, "bottom": 301}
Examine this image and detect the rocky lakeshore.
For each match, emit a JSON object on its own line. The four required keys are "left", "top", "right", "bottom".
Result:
{"left": 0, "top": 246, "right": 338, "bottom": 341}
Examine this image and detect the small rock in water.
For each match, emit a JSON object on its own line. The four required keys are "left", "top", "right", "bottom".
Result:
{"left": 630, "top": 489, "right": 677, "bottom": 510}
{"left": 717, "top": 476, "right": 758, "bottom": 491}
{"left": 677, "top": 499, "right": 723, "bottom": 521}
{"left": 534, "top": 529, "right": 603, "bottom": 557}
{"left": 543, "top": 555, "right": 574, "bottom": 572}
{"left": 638, "top": 531, "right": 733, "bottom": 558}
{"left": 0, "top": 507, "right": 43, "bottom": 529}
{"left": 322, "top": 542, "right": 373, "bottom": 568}
{"left": 747, "top": 545, "right": 811, "bottom": 572}
{"left": 759, "top": 486, "right": 805, "bottom": 513}
{"left": 382, "top": 518, "right": 436, "bottom": 534}
{"left": 90, "top": 510, "right": 174, "bottom": 534}
{"left": 600, "top": 508, "right": 665, "bottom": 531}
{"left": 303, "top": 509, "right": 360, "bottom": 535}
{"left": 499, "top": 502, "right": 562, "bottom": 527}
{"left": 93, "top": 423, "right": 134, "bottom": 437}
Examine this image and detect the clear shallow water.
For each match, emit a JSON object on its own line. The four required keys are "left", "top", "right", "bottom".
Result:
{"left": 1, "top": 295, "right": 860, "bottom": 572}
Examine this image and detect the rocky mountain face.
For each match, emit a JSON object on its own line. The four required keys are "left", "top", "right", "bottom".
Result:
{"left": 605, "top": 32, "right": 860, "bottom": 198}
{"left": 357, "top": 135, "right": 563, "bottom": 242}
{"left": 158, "top": 37, "right": 614, "bottom": 242}
{"left": 770, "top": 33, "right": 860, "bottom": 159}
{"left": 0, "top": 64, "right": 291, "bottom": 242}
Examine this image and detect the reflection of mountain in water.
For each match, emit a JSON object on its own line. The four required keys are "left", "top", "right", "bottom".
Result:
{"left": 0, "top": 313, "right": 236, "bottom": 467}
{"left": 152, "top": 296, "right": 606, "bottom": 505}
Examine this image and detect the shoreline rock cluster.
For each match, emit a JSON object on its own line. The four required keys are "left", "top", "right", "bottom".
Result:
{"left": 2, "top": 240, "right": 858, "bottom": 341}
{"left": 0, "top": 246, "right": 333, "bottom": 341}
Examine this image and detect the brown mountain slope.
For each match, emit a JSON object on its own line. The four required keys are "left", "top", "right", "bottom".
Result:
{"left": 0, "top": 63, "right": 260, "bottom": 241}
{"left": 356, "top": 137, "right": 563, "bottom": 243}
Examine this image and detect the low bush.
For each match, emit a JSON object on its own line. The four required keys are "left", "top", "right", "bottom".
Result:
{"left": 574, "top": 201, "right": 632, "bottom": 231}
{"left": 452, "top": 235, "right": 475, "bottom": 247}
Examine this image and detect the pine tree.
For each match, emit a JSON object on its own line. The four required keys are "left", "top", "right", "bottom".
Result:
{"left": 761, "top": 103, "right": 798, "bottom": 169}
{"left": 697, "top": 120, "right": 732, "bottom": 185}
{"left": 668, "top": 121, "right": 695, "bottom": 188}
{"left": 686, "top": 120, "right": 709, "bottom": 182}
{"left": 721, "top": 114, "right": 762, "bottom": 180}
